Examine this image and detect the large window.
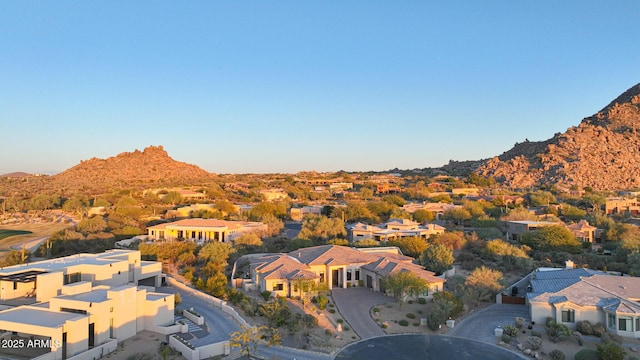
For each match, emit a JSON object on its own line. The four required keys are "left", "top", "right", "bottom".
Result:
{"left": 608, "top": 313, "right": 616, "bottom": 329}
{"left": 561, "top": 309, "right": 575, "bottom": 323}
{"left": 636, "top": 318, "right": 640, "bottom": 333}
{"left": 346, "top": 270, "right": 352, "bottom": 281}
{"left": 272, "top": 283, "right": 283, "bottom": 291}
{"left": 619, "top": 316, "right": 632, "bottom": 332}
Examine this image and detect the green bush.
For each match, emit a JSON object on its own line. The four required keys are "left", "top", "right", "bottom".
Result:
{"left": 515, "top": 317, "right": 525, "bottom": 329}
{"left": 406, "top": 313, "right": 416, "bottom": 319}
{"left": 575, "top": 321, "right": 593, "bottom": 336}
{"left": 549, "top": 349, "right": 565, "bottom": 360}
{"left": 527, "top": 336, "right": 541, "bottom": 351}
{"left": 418, "top": 297, "right": 427, "bottom": 304}
{"left": 399, "top": 320, "right": 409, "bottom": 327}
{"left": 574, "top": 349, "right": 599, "bottom": 360}
{"left": 328, "top": 309, "right": 336, "bottom": 314}
{"left": 261, "top": 290, "right": 272, "bottom": 301}
{"left": 531, "top": 330, "right": 542, "bottom": 337}
{"left": 592, "top": 322, "right": 606, "bottom": 337}
{"left": 503, "top": 324, "right": 518, "bottom": 337}
{"left": 413, "top": 322, "right": 420, "bottom": 327}
{"left": 343, "top": 325, "right": 350, "bottom": 331}
{"left": 597, "top": 341, "right": 626, "bottom": 360}
{"left": 501, "top": 334, "right": 512, "bottom": 343}
{"left": 373, "top": 307, "right": 380, "bottom": 313}
{"left": 337, "top": 319, "right": 343, "bottom": 323}
{"left": 316, "top": 295, "right": 329, "bottom": 310}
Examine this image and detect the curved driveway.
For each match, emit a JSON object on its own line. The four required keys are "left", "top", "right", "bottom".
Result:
{"left": 331, "top": 287, "right": 393, "bottom": 339}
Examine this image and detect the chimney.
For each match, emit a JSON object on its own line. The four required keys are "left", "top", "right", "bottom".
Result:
{"left": 565, "top": 260, "right": 575, "bottom": 269}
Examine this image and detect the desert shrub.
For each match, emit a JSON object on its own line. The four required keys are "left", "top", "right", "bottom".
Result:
{"left": 531, "top": 330, "right": 542, "bottom": 337}
{"left": 418, "top": 297, "right": 427, "bottom": 305}
{"left": 406, "top": 313, "right": 416, "bottom": 319}
{"left": 315, "top": 295, "right": 329, "bottom": 310}
{"left": 575, "top": 320, "right": 593, "bottom": 336}
{"left": 596, "top": 341, "right": 626, "bottom": 360}
{"left": 549, "top": 349, "right": 565, "bottom": 360}
{"left": 337, "top": 319, "right": 343, "bottom": 323}
{"left": 527, "top": 336, "right": 541, "bottom": 351}
{"left": 592, "top": 322, "right": 606, "bottom": 337}
{"left": 328, "top": 309, "right": 335, "bottom": 314}
{"left": 261, "top": 290, "right": 272, "bottom": 301}
{"left": 574, "top": 349, "right": 599, "bottom": 360}
{"left": 413, "top": 322, "right": 420, "bottom": 327}
{"left": 546, "top": 316, "right": 556, "bottom": 327}
{"left": 302, "top": 314, "right": 317, "bottom": 327}
{"left": 573, "top": 331, "right": 584, "bottom": 346}
{"left": 381, "top": 323, "right": 388, "bottom": 329}
{"left": 343, "top": 325, "right": 350, "bottom": 331}
{"left": 601, "top": 332, "right": 623, "bottom": 345}
{"left": 399, "top": 320, "right": 409, "bottom": 327}
{"left": 515, "top": 317, "right": 525, "bottom": 329}
{"left": 503, "top": 324, "right": 518, "bottom": 337}
{"left": 547, "top": 322, "right": 571, "bottom": 343}
{"left": 501, "top": 334, "right": 512, "bottom": 343}
{"left": 373, "top": 307, "right": 380, "bottom": 313}
{"left": 408, "top": 300, "right": 413, "bottom": 304}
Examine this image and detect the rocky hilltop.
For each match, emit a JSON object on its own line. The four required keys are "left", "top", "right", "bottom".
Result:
{"left": 51, "top": 145, "right": 215, "bottom": 194}
{"left": 475, "top": 83, "right": 640, "bottom": 190}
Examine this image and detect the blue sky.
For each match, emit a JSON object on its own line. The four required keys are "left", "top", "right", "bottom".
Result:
{"left": 1, "top": 1, "right": 639, "bottom": 174}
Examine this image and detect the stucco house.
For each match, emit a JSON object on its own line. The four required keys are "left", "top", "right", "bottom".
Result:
{"left": 346, "top": 219, "right": 445, "bottom": 243}
{"left": 0, "top": 250, "right": 174, "bottom": 360}
{"left": 247, "top": 245, "right": 445, "bottom": 301}
{"left": 147, "top": 218, "right": 267, "bottom": 243}
{"left": 566, "top": 220, "right": 597, "bottom": 243}
{"left": 505, "top": 220, "right": 560, "bottom": 241}
{"left": 527, "top": 268, "right": 640, "bottom": 339}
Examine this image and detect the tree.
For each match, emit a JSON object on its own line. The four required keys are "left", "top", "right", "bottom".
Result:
{"left": 359, "top": 187, "right": 374, "bottom": 200}
{"left": 465, "top": 266, "right": 503, "bottom": 303}
{"left": 298, "top": 215, "right": 346, "bottom": 243}
{"left": 520, "top": 225, "right": 581, "bottom": 253}
{"left": 528, "top": 190, "right": 556, "bottom": 207}
{"left": 442, "top": 207, "right": 472, "bottom": 225}
{"left": 258, "top": 298, "right": 291, "bottom": 327}
{"left": 412, "top": 209, "right": 435, "bottom": 223}
{"left": 501, "top": 207, "right": 538, "bottom": 221}
{"left": 1, "top": 249, "right": 30, "bottom": 267}
{"left": 419, "top": 244, "right": 454, "bottom": 275}
{"left": 561, "top": 205, "right": 587, "bottom": 222}
{"left": 161, "top": 191, "right": 182, "bottom": 205}
{"left": 380, "top": 271, "right": 428, "bottom": 308}
{"left": 261, "top": 213, "right": 284, "bottom": 237}
{"left": 215, "top": 199, "right": 238, "bottom": 215}
{"left": 387, "top": 236, "right": 428, "bottom": 258}
{"left": 484, "top": 239, "right": 530, "bottom": 267}
{"left": 205, "top": 271, "right": 229, "bottom": 297}
{"left": 430, "top": 231, "right": 466, "bottom": 250}
{"left": 230, "top": 326, "right": 269, "bottom": 359}
{"left": 77, "top": 216, "right": 108, "bottom": 234}
{"left": 198, "top": 241, "right": 235, "bottom": 272}
{"left": 234, "top": 233, "right": 263, "bottom": 250}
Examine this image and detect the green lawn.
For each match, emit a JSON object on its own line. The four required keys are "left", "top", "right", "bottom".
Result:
{"left": 0, "top": 229, "right": 32, "bottom": 240}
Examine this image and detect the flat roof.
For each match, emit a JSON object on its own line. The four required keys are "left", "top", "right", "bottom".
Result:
{"left": 0, "top": 270, "right": 45, "bottom": 283}
{"left": 0, "top": 306, "right": 85, "bottom": 328}
{"left": 57, "top": 289, "right": 109, "bottom": 303}
{"left": 0, "top": 253, "right": 131, "bottom": 276}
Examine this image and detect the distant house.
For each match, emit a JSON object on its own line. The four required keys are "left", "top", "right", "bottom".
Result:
{"left": 260, "top": 189, "right": 289, "bottom": 202}
{"left": 605, "top": 197, "right": 640, "bottom": 215}
{"left": 402, "top": 202, "right": 460, "bottom": 220}
{"left": 147, "top": 218, "right": 267, "bottom": 243}
{"left": 566, "top": 220, "right": 597, "bottom": 243}
{"left": 527, "top": 268, "right": 640, "bottom": 339}
{"left": 289, "top": 206, "right": 324, "bottom": 221}
{"left": 504, "top": 220, "right": 560, "bottom": 241}
{"left": 346, "top": 219, "right": 445, "bottom": 243}
{"left": 246, "top": 245, "right": 444, "bottom": 300}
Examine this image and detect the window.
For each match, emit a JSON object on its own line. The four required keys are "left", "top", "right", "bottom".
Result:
{"left": 608, "top": 313, "right": 616, "bottom": 329}
{"left": 320, "top": 272, "right": 325, "bottom": 283}
{"left": 636, "top": 318, "right": 640, "bottom": 332}
{"left": 561, "top": 309, "right": 575, "bottom": 323}
{"left": 355, "top": 270, "right": 360, "bottom": 281}
{"left": 346, "top": 270, "right": 352, "bottom": 281}
{"left": 272, "top": 283, "right": 283, "bottom": 291}
{"left": 619, "top": 316, "right": 632, "bottom": 332}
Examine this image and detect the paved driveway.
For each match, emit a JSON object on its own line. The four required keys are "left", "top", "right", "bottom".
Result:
{"left": 447, "top": 304, "right": 530, "bottom": 344}
{"left": 332, "top": 287, "right": 394, "bottom": 339}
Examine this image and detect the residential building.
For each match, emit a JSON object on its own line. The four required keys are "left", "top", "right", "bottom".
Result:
{"left": 605, "top": 197, "right": 640, "bottom": 215}
{"left": 0, "top": 250, "right": 173, "bottom": 360}
{"left": 289, "top": 206, "right": 324, "bottom": 221}
{"left": 566, "top": 220, "right": 597, "bottom": 243}
{"left": 246, "top": 245, "right": 444, "bottom": 300}
{"left": 402, "top": 202, "right": 460, "bottom": 220}
{"left": 527, "top": 268, "right": 640, "bottom": 339}
{"left": 147, "top": 218, "right": 267, "bottom": 243}
{"left": 504, "top": 220, "right": 560, "bottom": 241}
{"left": 346, "top": 219, "right": 445, "bottom": 243}
{"left": 260, "top": 189, "right": 288, "bottom": 202}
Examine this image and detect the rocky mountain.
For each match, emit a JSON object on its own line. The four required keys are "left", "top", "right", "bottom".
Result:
{"left": 50, "top": 146, "right": 216, "bottom": 194}
{"left": 475, "top": 83, "right": 640, "bottom": 191}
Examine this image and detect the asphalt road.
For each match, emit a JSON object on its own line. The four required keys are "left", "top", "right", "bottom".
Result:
{"left": 447, "top": 304, "right": 530, "bottom": 344}
{"left": 334, "top": 334, "right": 525, "bottom": 360}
